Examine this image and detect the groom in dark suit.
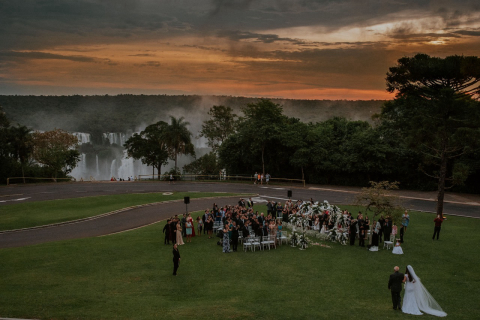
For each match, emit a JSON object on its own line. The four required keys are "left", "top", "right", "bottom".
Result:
{"left": 388, "top": 266, "right": 405, "bottom": 310}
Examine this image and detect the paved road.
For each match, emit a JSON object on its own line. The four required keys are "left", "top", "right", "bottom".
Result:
{"left": 0, "top": 181, "right": 478, "bottom": 248}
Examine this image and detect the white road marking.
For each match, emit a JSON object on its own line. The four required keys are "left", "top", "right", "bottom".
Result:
{"left": 12, "top": 197, "right": 31, "bottom": 201}
{"left": 259, "top": 195, "right": 293, "bottom": 202}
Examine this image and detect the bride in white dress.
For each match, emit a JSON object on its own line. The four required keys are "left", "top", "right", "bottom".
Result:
{"left": 402, "top": 265, "right": 447, "bottom": 317}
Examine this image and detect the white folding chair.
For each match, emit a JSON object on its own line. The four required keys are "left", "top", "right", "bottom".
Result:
{"left": 243, "top": 237, "right": 253, "bottom": 252}
{"left": 252, "top": 236, "right": 261, "bottom": 252}
{"left": 261, "top": 236, "right": 270, "bottom": 250}
{"left": 268, "top": 234, "right": 277, "bottom": 249}
{"left": 383, "top": 241, "right": 393, "bottom": 250}
{"left": 279, "top": 231, "right": 288, "bottom": 245}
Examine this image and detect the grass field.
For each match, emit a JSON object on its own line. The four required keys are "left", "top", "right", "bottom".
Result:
{"left": 0, "top": 200, "right": 479, "bottom": 319}
{"left": 0, "top": 192, "right": 241, "bottom": 231}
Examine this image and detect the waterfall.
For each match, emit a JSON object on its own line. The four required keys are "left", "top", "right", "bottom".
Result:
{"left": 96, "top": 155, "right": 99, "bottom": 176}
{"left": 110, "top": 159, "right": 117, "bottom": 179}
{"left": 72, "top": 132, "right": 91, "bottom": 144}
{"left": 103, "top": 132, "right": 127, "bottom": 146}
{"left": 70, "top": 153, "right": 87, "bottom": 180}
{"left": 118, "top": 151, "right": 135, "bottom": 179}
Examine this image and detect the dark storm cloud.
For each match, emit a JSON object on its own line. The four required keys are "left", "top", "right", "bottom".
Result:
{"left": 128, "top": 54, "right": 157, "bottom": 57}
{"left": 134, "top": 61, "right": 161, "bottom": 68}
{"left": 217, "top": 30, "right": 311, "bottom": 45}
{"left": 0, "top": 50, "right": 115, "bottom": 64}
{"left": 453, "top": 29, "right": 480, "bottom": 36}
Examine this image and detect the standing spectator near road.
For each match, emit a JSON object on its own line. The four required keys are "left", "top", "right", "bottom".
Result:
{"left": 253, "top": 172, "right": 258, "bottom": 184}
{"left": 432, "top": 214, "right": 445, "bottom": 240}
{"left": 265, "top": 173, "right": 270, "bottom": 184}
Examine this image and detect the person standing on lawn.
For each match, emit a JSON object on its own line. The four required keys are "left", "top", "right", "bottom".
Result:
{"left": 388, "top": 266, "right": 405, "bottom": 310}
{"left": 172, "top": 244, "right": 181, "bottom": 276}
{"left": 163, "top": 219, "right": 171, "bottom": 245}
{"left": 432, "top": 214, "right": 445, "bottom": 240}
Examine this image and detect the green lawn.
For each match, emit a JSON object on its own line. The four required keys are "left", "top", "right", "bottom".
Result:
{"left": 0, "top": 203, "right": 479, "bottom": 319}
{"left": 0, "top": 192, "right": 241, "bottom": 231}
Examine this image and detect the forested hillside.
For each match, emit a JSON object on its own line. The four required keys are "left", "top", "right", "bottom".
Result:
{"left": 0, "top": 95, "right": 384, "bottom": 134}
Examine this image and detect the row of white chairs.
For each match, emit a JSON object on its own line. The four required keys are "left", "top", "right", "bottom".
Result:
{"left": 241, "top": 231, "right": 288, "bottom": 252}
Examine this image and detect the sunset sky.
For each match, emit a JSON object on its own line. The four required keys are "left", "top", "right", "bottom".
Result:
{"left": 1, "top": 0, "right": 480, "bottom": 100}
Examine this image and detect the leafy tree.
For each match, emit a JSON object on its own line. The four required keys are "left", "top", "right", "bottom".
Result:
{"left": 199, "top": 105, "right": 238, "bottom": 152}
{"left": 0, "top": 106, "right": 10, "bottom": 159}
{"left": 164, "top": 116, "right": 195, "bottom": 172}
{"left": 124, "top": 121, "right": 170, "bottom": 180}
{"left": 239, "top": 99, "right": 287, "bottom": 175}
{"left": 32, "top": 129, "right": 80, "bottom": 179}
{"left": 382, "top": 54, "right": 480, "bottom": 216}
{"left": 183, "top": 151, "right": 220, "bottom": 176}
{"left": 8, "top": 125, "right": 34, "bottom": 183}
{"left": 354, "top": 181, "right": 405, "bottom": 224}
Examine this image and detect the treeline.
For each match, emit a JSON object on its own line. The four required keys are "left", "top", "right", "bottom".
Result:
{"left": 0, "top": 108, "right": 80, "bottom": 183}
{"left": 188, "top": 100, "right": 480, "bottom": 194}
{"left": 0, "top": 95, "right": 384, "bottom": 135}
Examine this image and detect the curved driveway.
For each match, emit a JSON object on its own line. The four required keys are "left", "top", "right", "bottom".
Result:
{"left": 1, "top": 181, "right": 479, "bottom": 248}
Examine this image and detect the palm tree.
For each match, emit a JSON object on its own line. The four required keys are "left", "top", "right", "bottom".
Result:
{"left": 164, "top": 116, "right": 195, "bottom": 172}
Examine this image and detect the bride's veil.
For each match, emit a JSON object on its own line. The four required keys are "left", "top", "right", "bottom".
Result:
{"left": 407, "top": 265, "right": 447, "bottom": 317}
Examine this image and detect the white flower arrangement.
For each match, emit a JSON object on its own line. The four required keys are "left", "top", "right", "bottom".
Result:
{"left": 289, "top": 200, "right": 347, "bottom": 247}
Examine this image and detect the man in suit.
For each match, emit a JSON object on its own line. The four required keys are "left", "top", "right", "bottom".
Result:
{"left": 388, "top": 266, "right": 405, "bottom": 310}
{"left": 181, "top": 213, "right": 187, "bottom": 237}
{"left": 384, "top": 218, "right": 392, "bottom": 242}
{"left": 169, "top": 216, "right": 177, "bottom": 243}
{"left": 266, "top": 201, "right": 273, "bottom": 216}
{"left": 172, "top": 244, "right": 181, "bottom": 276}
{"left": 163, "top": 219, "right": 171, "bottom": 245}
{"left": 202, "top": 211, "right": 207, "bottom": 234}
{"left": 349, "top": 219, "right": 357, "bottom": 246}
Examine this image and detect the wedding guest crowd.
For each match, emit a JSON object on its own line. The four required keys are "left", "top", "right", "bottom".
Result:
{"left": 162, "top": 198, "right": 409, "bottom": 253}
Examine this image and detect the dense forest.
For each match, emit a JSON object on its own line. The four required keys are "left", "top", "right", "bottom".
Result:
{"left": 1, "top": 94, "right": 479, "bottom": 195}
{"left": 0, "top": 95, "right": 384, "bottom": 135}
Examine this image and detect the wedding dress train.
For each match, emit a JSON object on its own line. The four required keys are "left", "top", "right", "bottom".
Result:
{"left": 402, "top": 265, "right": 447, "bottom": 317}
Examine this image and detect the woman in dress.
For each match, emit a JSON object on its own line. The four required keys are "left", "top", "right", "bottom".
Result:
{"left": 207, "top": 215, "right": 214, "bottom": 239}
{"left": 222, "top": 223, "right": 231, "bottom": 253}
{"left": 196, "top": 216, "right": 203, "bottom": 236}
{"left": 187, "top": 213, "right": 195, "bottom": 237}
{"left": 392, "top": 239, "right": 403, "bottom": 254}
{"left": 176, "top": 222, "right": 184, "bottom": 245}
{"left": 369, "top": 220, "right": 380, "bottom": 251}
{"left": 185, "top": 218, "right": 193, "bottom": 243}
{"left": 313, "top": 217, "right": 320, "bottom": 232}
{"left": 320, "top": 221, "right": 327, "bottom": 234}
{"left": 402, "top": 265, "right": 447, "bottom": 317}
